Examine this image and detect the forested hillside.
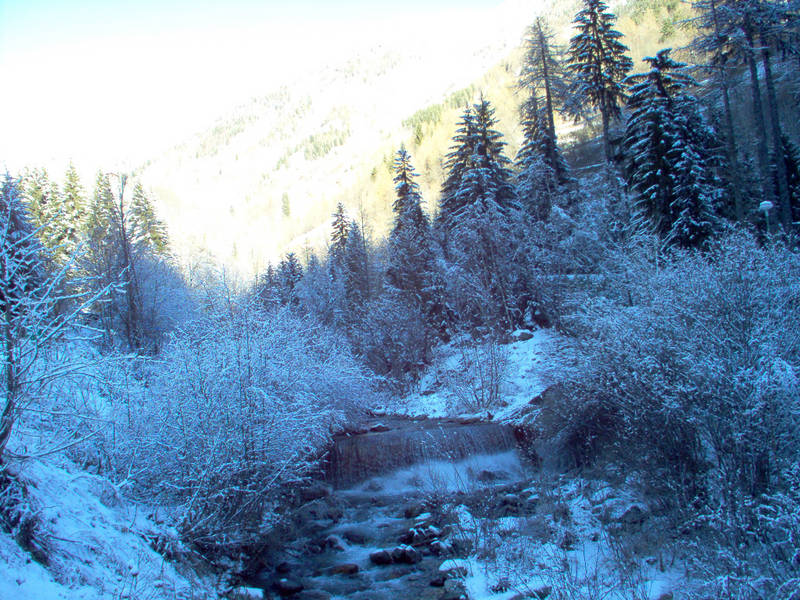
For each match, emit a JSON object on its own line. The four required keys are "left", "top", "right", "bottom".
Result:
{"left": 2, "top": 0, "right": 800, "bottom": 598}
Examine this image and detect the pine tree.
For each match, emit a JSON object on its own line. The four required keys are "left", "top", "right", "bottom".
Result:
{"left": 343, "top": 220, "right": 370, "bottom": 317}
{"left": 129, "top": 181, "right": 169, "bottom": 254}
{"left": 519, "top": 17, "right": 571, "bottom": 182}
{"left": 439, "top": 98, "right": 525, "bottom": 329}
{"left": 330, "top": 202, "right": 349, "bottom": 268}
{"left": 59, "top": 162, "right": 86, "bottom": 262}
{"left": 20, "top": 167, "right": 61, "bottom": 254}
{"left": 387, "top": 148, "right": 435, "bottom": 306}
{"left": 624, "top": 49, "right": 723, "bottom": 247}
{"left": 771, "top": 134, "right": 800, "bottom": 230}
{"left": 437, "top": 106, "right": 476, "bottom": 233}
{"left": 567, "top": 0, "right": 633, "bottom": 162}
{"left": 277, "top": 252, "right": 303, "bottom": 304}
{"left": 515, "top": 95, "right": 559, "bottom": 220}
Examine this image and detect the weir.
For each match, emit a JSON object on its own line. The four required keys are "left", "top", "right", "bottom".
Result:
{"left": 325, "top": 418, "right": 518, "bottom": 488}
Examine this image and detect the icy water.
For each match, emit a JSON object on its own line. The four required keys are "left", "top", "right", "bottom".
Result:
{"left": 254, "top": 417, "right": 535, "bottom": 599}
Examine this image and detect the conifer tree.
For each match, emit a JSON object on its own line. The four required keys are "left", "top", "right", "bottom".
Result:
{"left": 277, "top": 252, "right": 303, "bottom": 304}
{"left": 387, "top": 148, "right": 434, "bottom": 304}
{"left": 624, "top": 50, "right": 723, "bottom": 248}
{"left": 330, "top": 202, "right": 349, "bottom": 268}
{"left": 437, "top": 107, "right": 476, "bottom": 234}
{"left": 343, "top": 220, "right": 370, "bottom": 316}
{"left": 59, "top": 162, "right": 86, "bottom": 263}
{"left": 439, "top": 98, "right": 525, "bottom": 328}
{"left": 515, "top": 95, "right": 560, "bottom": 220}
{"left": 20, "top": 168, "right": 61, "bottom": 254}
{"left": 519, "top": 17, "right": 571, "bottom": 182}
{"left": 129, "top": 181, "right": 169, "bottom": 254}
{"left": 567, "top": 0, "right": 633, "bottom": 162}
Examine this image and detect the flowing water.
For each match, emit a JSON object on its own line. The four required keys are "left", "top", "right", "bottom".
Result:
{"left": 252, "top": 417, "right": 536, "bottom": 599}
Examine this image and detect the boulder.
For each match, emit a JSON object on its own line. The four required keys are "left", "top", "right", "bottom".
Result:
{"left": 599, "top": 499, "right": 649, "bottom": 525}
{"left": 328, "top": 563, "right": 359, "bottom": 576}
{"left": 273, "top": 578, "right": 304, "bottom": 596}
{"left": 440, "top": 578, "right": 469, "bottom": 600}
{"left": 369, "top": 549, "right": 394, "bottom": 566}
{"left": 511, "top": 329, "right": 535, "bottom": 342}
{"left": 391, "top": 544, "right": 422, "bottom": 564}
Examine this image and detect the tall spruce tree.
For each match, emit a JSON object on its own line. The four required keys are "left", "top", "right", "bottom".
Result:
{"left": 330, "top": 202, "right": 349, "bottom": 269}
{"left": 20, "top": 167, "right": 61, "bottom": 254}
{"left": 624, "top": 49, "right": 723, "bottom": 248}
{"left": 387, "top": 147, "right": 434, "bottom": 306}
{"left": 59, "top": 162, "right": 86, "bottom": 263}
{"left": 519, "top": 17, "right": 571, "bottom": 182}
{"left": 129, "top": 181, "right": 169, "bottom": 254}
{"left": 439, "top": 98, "right": 524, "bottom": 328}
{"left": 567, "top": 0, "right": 633, "bottom": 162}
{"left": 516, "top": 95, "right": 560, "bottom": 221}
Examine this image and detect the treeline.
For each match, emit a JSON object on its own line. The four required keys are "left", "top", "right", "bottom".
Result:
{"left": 258, "top": 0, "right": 800, "bottom": 384}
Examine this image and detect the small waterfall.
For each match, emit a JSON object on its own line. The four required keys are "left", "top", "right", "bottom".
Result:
{"left": 325, "top": 419, "right": 518, "bottom": 488}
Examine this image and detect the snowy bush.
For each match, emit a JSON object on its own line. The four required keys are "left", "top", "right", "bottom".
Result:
{"left": 550, "top": 230, "right": 800, "bottom": 595}
{"left": 105, "top": 293, "right": 374, "bottom": 549}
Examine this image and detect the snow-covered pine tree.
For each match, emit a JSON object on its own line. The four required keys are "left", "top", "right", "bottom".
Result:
{"left": 388, "top": 147, "right": 432, "bottom": 294}
{"left": 330, "top": 202, "right": 349, "bottom": 270}
{"left": 771, "top": 134, "right": 800, "bottom": 231}
{"left": 436, "top": 106, "right": 476, "bottom": 235}
{"left": 20, "top": 167, "right": 62, "bottom": 257}
{"left": 519, "top": 17, "right": 571, "bottom": 183}
{"left": 129, "top": 181, "right": 169, "bottom": 254}
{"left": 441, "top": 98, "right": 525, "bottom": 329}
{"left": 59, "top": 162, "right": 86, "bottom": 263}
{"left": 567, "top": 0, "right": 633, "bottom": 162}
{"left": 624, "top": 49, "right": 723, "bottom": 248}
{"left": 516, "top": 95, "right": 559, "bottom": 221}
{"left": 277, "top": 252, "right": 303, "bottom": 304}
{"left": 343, "top": 220, "right": 370, "bottom": 320}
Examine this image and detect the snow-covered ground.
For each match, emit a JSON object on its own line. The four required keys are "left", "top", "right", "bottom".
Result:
{"left": 396, "top": 327, "right": 563, "bottom": 421}
{"left": 0, "top": 452, "right": 218, "bottom": 600}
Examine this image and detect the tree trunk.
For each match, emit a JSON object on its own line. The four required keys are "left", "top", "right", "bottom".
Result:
{"left": 762, "top": 47, "right": 793, "bottom": 234}
{"left": 600, "top": 102, "right": 612, "bottom": 163}
{"left": 710, "top": 0, "right": 744, "bottom": 222}
{"left": 719, "top": 68, "right": 745, "bottom": 221}
{"left": 744, "top": 30, "right": 774, "bottom": 208}
{"left": 0, "top": 317, "right": 17, "bottom": 463}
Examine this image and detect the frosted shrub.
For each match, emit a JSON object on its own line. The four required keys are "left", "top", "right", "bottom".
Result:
{"left": 110, "top": 295, "right": 373, "bottom": 549}
{"left": 553, "top": 230, "right": 800, "bottom": 594}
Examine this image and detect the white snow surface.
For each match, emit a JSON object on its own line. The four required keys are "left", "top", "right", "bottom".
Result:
{"left": 395, "top": 328, "right": 561, "bottom": 421}
{"left": 0, "top": 454, "right": 216, "bottom": 600}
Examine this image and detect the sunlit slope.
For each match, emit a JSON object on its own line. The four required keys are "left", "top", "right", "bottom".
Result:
{"left": 141, "top": 0, "right": 695, "bottom": 276}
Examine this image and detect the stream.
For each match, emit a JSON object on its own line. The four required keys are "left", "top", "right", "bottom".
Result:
{"left": 251, "top": 416, "right": 537, "bottom": 600}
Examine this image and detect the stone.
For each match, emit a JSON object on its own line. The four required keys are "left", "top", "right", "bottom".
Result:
{"left": 369, "top": 423, "right": 391, "bottom": 433}
{"left": 391, "top": 544, "right": 421, "bottom": 564}
{"left": 656, "top": 594, "right": 673, "bottom": 600}
{"left": 430, "top": 574, "right": 447, "bottom": 587}
{"left": 511, "top": 329, "right": 535, "bottom": 342}
{"left": 297, "top": 483, "right": 332, "bottom": 503}
{"left": 324, "top": 535, "right": 345, "bottom": 551}
{"left": 339, "top": 527, "right": 371, "bottom": 545}
{"left": 440, "top": 578, "right": 468, "bottom": 600}
{"left": 328, "top": 563, "right": 359, "bottom": 576}
{"left": 600, "top": 500, "right": 649, "bottom": 525}
{"left": 273, "top": 578, "right": 304, "bottom": 596}
{"left": 369, "top": 549, "right": 394, "bottom": 566}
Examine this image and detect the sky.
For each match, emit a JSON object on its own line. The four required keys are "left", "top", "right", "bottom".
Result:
{"left": 0, "top": 0, "right": 508, "bottom": 174}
